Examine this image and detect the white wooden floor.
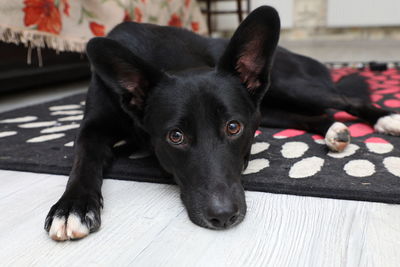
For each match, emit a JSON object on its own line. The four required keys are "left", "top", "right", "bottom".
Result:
{"left": 1, "top": 169, "right": 400, "bottom": 267}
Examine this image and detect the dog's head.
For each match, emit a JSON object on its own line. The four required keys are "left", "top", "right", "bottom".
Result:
{"left": 86, "top": 6, "right": 280, "bottom": 229}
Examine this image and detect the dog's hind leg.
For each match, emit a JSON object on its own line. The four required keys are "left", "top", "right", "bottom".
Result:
{"left": 333, "top": 73, "right": 400, "bottom": 136}
{"left": 280, "top": 91, "right": 398, "bottom": 139}
{"left": 294, "top": 93, "right": 399, "bottom": 137}
{"left": 268, "top": 73, "right": 398, "bottom": 138}
{"left": 340, "top": 99, "right": 400, "bottom": 136}
{"left": 334, "top": 95, "right": 399, "bottom": 136}
{"left": 260, "top": 108, "right": 350, "bottom": 152}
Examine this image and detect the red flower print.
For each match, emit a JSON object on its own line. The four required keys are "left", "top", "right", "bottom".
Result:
{"left": 134, "top": 7, "right": 142, "bottom": 23}
{"left": 191, "top": 21, "right": 199, "bottom": 32}
{"left": 141, "top": 0, "right": 146, "bottom": 3}
{"left": 168, "top": 14, "right": 182, "bottom": 27}
{"left": 62, "top": 0, "right": 69, "bottom": 16}
{"left": 123, "top": 10, "right": 131, "bottom": 22}
{"left": 23, "top": 0, "right": 62, "bottom": 34}
{"left": 90, "top": 22, "right": 105, "bottom": 36}
{"left": 185, "top": 0, "right": 191, "bottom": 8}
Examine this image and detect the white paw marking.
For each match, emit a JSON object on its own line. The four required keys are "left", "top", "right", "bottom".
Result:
{"left": 344, "top": 160, "right": 375, "bottom": 177}
{"left": 0, "top": 116, "right": 37, "bottom": 123}
{"left": 0, "top": 131, "right": 17, "bottom": 138}
{"left": 18, "top": 121, "right": 58, "bottom": 128}
{"left": 374, "top": 114, "right": 400, "bottom": 136}
{"left": 49, "top": 105, "right": 81, "bottom": 111}
{"left": 40, "top": 124, "right": 80, "bottom": 133}
{"left": 26, "top": 133, "right": 65, "bottom": 143}
{"left": 57, "top": 115, "right": 84, "bottom": 121}
{"left": 51, "top": 110, "right": 83, "bottom": 116}
{"left": 328, "top": 144, "right": 359, "bottom": 158}
{"left": 289, "top": 156, "right": 324, "bottom": 178}
{"left": 49, "top": 214, "right": 89, "bottom": 241}
{"left": 243, "top": 159, "right": 270, "bottom": 175}
{"left": 325, "top": 122, "right": 350, "bottom": 152}
{"left": 66, "top": 214, "right": 90, "bottom": 239}
{"left": 281, "top": 141, "right": 309, "bottom": 159}
{"left": 250, "top": 142, "right": 270, "bottom": 155}
{"left": 49, "top": 216, "right": 67, "bottom": 241}
{"left": 383, "top": 157, "right": 400, "bottom": 177}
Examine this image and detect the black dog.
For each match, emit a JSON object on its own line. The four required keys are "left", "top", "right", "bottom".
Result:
{"left": 45, "top": 6, "right": 400, "bottom": 241}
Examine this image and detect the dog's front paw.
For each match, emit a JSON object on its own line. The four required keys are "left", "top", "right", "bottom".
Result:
{"left": 325, "top": 122, "right": 351, "bottom": 152}
{"left": 44, "top": 194, "right": 102, "bottom": 241}
{"left": 374, "top": 114, "right": 400, "bottom": 136}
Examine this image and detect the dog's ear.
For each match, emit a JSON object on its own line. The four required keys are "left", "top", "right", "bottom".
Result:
{"left": 86, "top": 37, "right": 165, "bottom": 116}
{"left": 217, "top": 6, "right": 280, "bottom": 106}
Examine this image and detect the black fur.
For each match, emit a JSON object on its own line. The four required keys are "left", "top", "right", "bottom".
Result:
{"left": 45, "top": 6, "right": 395, "bottom": 239}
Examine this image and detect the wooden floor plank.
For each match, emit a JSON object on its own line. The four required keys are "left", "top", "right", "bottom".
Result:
{"left": 0, "top": 170, "right": 399, "bottom": 267}
{"left": 0, "top": 170, "right": 54, "bottom": 198}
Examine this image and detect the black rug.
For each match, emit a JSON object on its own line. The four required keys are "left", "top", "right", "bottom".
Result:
{"left": 1, "top": 68, "right": 400, "bottom": 203}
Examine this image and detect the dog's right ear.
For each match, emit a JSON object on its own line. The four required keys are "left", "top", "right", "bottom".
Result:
{"left": 86, "top": 37, "right": 165, "bottom": 116}
{"left": 217, "top": 6, "right": 280, "bottom": 106}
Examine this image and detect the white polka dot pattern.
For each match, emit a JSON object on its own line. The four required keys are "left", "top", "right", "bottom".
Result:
{"left": 250, "top": 142, "right": 270, "bottom": 155}
{"left": 64, "top": 141, "right": 74, "bottom": 147}
{"left": 344, "top": 160, "right": 375, "bottom": 177}
{"left": 0, "top": 116, "right": 37, "bottom": 123}
{"left": 289, "top": 157, "right": 324, "bottom": 179}
{"left": 18, "top": 121, "right": 58, "bottom": 128}
{"left": 27, "top": 134, "right": 66, "bottom": 143}
{"left": 281, "top": 142, "right": 309, "bottom": 159}
{"left": 328, "top": 144, "right": 359, "bottom": 158}
{"left": 243, "top": 159, "right": 270, "bottom": 175}
{"left": 57, "top": 115, "right": 84, "bottom": 121}
{"left": 366, "top": 142, "right": 394, "bottom": 154}
{"left": 49, "top": 105, "right": 81, "bottom": 111}
{"left": 51, "top": 110, "right": 83, "bottom": 116}
{"left": 0, "top": 131, "right": 17, "bottom": 138}
{"left": 40, "top": 124, "right": 80, "bottom": 134}
{"left": 383, "top": 157, "right": 400, "bottom": 177}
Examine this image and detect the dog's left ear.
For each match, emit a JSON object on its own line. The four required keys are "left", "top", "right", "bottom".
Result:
{"left": 217, "top": 6, "right": 280, "bottom": 106}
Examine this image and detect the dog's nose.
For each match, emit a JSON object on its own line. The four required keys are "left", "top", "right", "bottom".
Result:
{"left": 206, "top": 203, "right": 240, "bottom": 229}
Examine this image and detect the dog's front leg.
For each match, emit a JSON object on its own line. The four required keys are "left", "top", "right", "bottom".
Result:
{"left": 44, "top": 122, "right": 114, "bottom": 241}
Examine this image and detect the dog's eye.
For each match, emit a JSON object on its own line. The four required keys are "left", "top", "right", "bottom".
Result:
{"left": 226, "top": 121, "right": 242, "bottom": 136}
{"left": 167, "top": 129, "right": 184, "bottom": 144}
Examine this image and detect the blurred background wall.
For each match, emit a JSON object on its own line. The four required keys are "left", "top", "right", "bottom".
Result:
{"left": 210, "top": 0, "right": 400, "bottom": 62}
{"left": 214, "top": 0, "right": 400, "bottom": 41}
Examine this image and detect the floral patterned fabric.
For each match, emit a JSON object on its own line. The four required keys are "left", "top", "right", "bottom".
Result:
{"left": 0, "top": 0, "right": 207, "bottom": 52}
